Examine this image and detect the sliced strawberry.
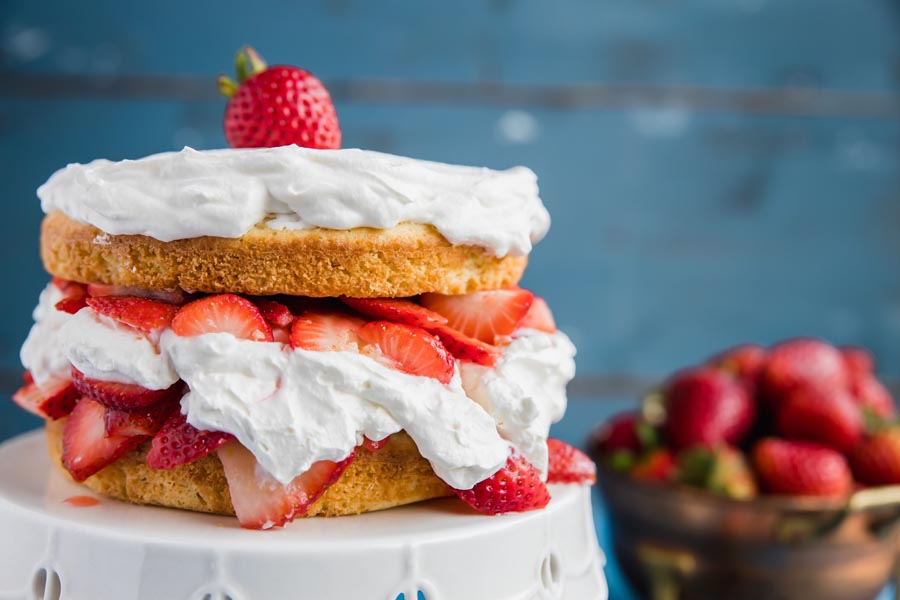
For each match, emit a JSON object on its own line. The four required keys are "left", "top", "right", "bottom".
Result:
{"left": 428, "top": 325, "right": 500, "bottom": 367}
{"left": 290, "top": 311, "right": 364, "bottom": 352}
{"left": 146, "top": 411, "right": 233, "bottom": 470}
{"left": 454, "top": 453, "right": 551, "bottom": 514}
{"left": 421, "top": 288, "right": 534, "bottom": 344}
{"left": 52, "top": 278, "right": 88, "bottom": 313}
{"left": 252, "top": 298, "right": 294, "bottom": 328}
{"left": 518, "top": 297, "right": 556, "bottom": 333}
{"left": 87, "top": 283, "right": 188, "bottom": 305}
{"left": 86, "top": 296, "right": 178, "bottom": 332}
{"left": 62, "top": 398, "right": 145, "bottom": 482}
{"left": 172, "top": 294, "right": 273, "bottom": 342}
{"left": 12, "top": 376, "right": 79, "bottom": 420}
{"left": 23, "top": 371, "right": 34, "bottom": 385}
{"left": 104, "top": 400, "right": 179, "bottom": 437}
{"left": 52, "top": 277, "right": 87, "bottom": 297}
{"left": 547, "top": 438, "right": 597, "bottom": 484}
{"left": 341, "top": 297, "right": 447, "bottom": 328}
{"left": 50, "top": 275, "right": 85, "bottom": 295}
{"left": 217, "top": 441, "right": 354, "bottom": 530}
{"left": 55, "top": 296, "right": 88, "bottom": 314}
{"left": 250, "top": 298, "right": 293, "bottom": 343}
{"left": 71, "top": 368, "right": 184, "bottom": 411}
{"left": 272, "top": 326, "right": 291, "bottom": 344}
{"left": 358, "top": 321, "right": 455, "bottom": 384}
{"left": 361, "top": 436, "right": 389, "bottom": 453}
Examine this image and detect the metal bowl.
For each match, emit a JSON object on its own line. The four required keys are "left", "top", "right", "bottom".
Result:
{"left": 596, "top": 463, "right": 900, "bottom": 600}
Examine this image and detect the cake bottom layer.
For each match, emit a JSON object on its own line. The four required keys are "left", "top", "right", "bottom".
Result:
{"left": 45, "top": 420, "right": 453, "bottom": 518}
{"left": 0, "top": 430, "right": 607, "bottom": 600}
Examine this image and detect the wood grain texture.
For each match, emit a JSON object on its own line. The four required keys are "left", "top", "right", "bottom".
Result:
{"left": 3, "top": 0, "right": 899, "bottom": 90}
{"left": 2, "top": 0, "right": 900, "bottom": 442}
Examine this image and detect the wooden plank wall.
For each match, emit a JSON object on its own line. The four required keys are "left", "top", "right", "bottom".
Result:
{"left": 1, "top": 0, "right": 899, "bottom": 439}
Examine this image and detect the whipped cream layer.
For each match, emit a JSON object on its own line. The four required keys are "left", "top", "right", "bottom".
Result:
{"left": 460, "top": 329, "right": 576, "bottom": 476}
{"left": 38, "top": 146, "right": 550, "bottom": 257}
{"left": 61, "top": 310, "right": 179, "bottom": 390}
{"left": 162, "top": 332, "right": 508, "bottom": 488}
{"left": 21, "top": 285, "right": 576, "bottom": 489}
{"left": 19, "top": 285, "right": 72, "bottom": 386}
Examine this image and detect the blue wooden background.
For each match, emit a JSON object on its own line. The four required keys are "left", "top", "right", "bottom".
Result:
{"left": 3, "top": 0, "right": 900, "bottom": 450}
{"left": 2, "top": 2, "right": 900, "bottom": 598}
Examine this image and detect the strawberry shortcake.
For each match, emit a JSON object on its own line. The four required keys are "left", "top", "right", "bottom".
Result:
{"left": 14, "top": 50, "right": 595, "bottom": 530}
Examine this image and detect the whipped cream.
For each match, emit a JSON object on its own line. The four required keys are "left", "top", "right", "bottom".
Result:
{"left": 21, "top": 285, "right": 575, "bottom": 489}
{"left": 162, "top": 332, "right": 509, "bottom": 488}
{"left": 20, "top": 284, "right": 73, "bottom": 386}
{"left": 59, "top": 310, "right": 179, "bottom": 390}
{"left": 460, "top": 329, "right": 576, "bottom": 475}
{"left": 38, "top": 146, "right": 550, "bottom": 257}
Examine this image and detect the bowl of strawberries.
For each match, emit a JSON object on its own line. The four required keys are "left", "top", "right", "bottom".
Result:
{"left": 590, "top": 338, "right": 900, "bottom": 600}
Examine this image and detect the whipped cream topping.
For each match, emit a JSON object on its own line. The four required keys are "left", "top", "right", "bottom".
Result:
{"left": 460, "top": 329, "right": 576, "bottom": 476}
{"left": 20, "top": 285, "right": 73, "bottom": 387}
{"left": 21, "top": 284, "right": 576, "bottom": 489}
{"left": 38, "top": 146, "right": 550, "bottom": 257}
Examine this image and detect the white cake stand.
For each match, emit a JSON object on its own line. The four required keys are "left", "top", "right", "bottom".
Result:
{"left": 0, "top": 431, "right": 606, "bottom": 600}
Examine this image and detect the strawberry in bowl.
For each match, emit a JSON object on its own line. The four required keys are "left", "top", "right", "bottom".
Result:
{"left": 589, "top": 338, "right": 900, "bottom": 600}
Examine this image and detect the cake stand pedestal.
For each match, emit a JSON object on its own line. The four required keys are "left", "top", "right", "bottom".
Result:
{"left": 0, "top": 431, "right": 606, "bottom": 600}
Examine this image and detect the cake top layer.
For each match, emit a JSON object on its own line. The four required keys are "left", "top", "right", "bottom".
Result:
{"left": 38, "top": 146, "right": 550, "bottom": 258}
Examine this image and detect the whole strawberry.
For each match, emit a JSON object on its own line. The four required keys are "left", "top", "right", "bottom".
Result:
{"left": 851, "top": 428, "right": 900, "bottom": 486}
{"left": 752, "top": 438, "right": 852, "bottom": 497}
{"left": 663, "top": 368, "right": 755, "bottom": 450}
{"left": 589, "top": 411, "right": 645, "bottom": 454}
{"left": 630, "top": 449, "right": 677, "bottom": 483}
{"left": 759, "top": 338, "right": 848, "bottom": 405}
{"left": 851, "top": 374, "right": 896, "bottom": 420}
{"left": 676, "top": 445, "right": 757, "bottom": 500}
{"left": 708, "top": 343, "right": 767, "bottom": 385}
{"left": 775, "top": 385, "right": 863, "bottom": 453}
{"left": 840, "top": 346, "right": 875, "bottom": 383}
{"left": 454, "top": 454, "right": 550, "bottom": 514}
{"left": 219, "top": 47, "right": 341, "bottom": 149}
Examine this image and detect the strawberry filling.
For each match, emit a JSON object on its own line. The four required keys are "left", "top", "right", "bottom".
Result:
{"left": 18, "top": 278, "right": 573, "bottom": 528}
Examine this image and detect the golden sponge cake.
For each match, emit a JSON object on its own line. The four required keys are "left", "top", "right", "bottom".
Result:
{"left": 41, "top": 212, "right": 527, "bottom": 298}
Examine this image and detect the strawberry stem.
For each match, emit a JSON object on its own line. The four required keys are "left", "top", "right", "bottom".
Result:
{"left": 235, "top": 50, "right": 251, "bottom": 83}
{"left": 244, "top": 46, "right": 267, "bottom": 74}
{"left": 217, "top": 75, "right": 238, "bottom": 98}
{"left": 234, "top": 46, "right": 268, "bottom": 84}
{"left": 220, "top": 46, "right": 269, "bottom": 97}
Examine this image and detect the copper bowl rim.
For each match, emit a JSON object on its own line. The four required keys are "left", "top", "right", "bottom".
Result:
{"left": 596, "top": 462, "right": 900, "bottom": 514}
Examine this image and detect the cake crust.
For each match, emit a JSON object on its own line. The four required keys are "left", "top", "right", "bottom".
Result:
{"left": 45, "top": 421, "right": 452, "bottom": 518}
{"left": 40, "top": 212, "right": 527, "bottom": 298}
